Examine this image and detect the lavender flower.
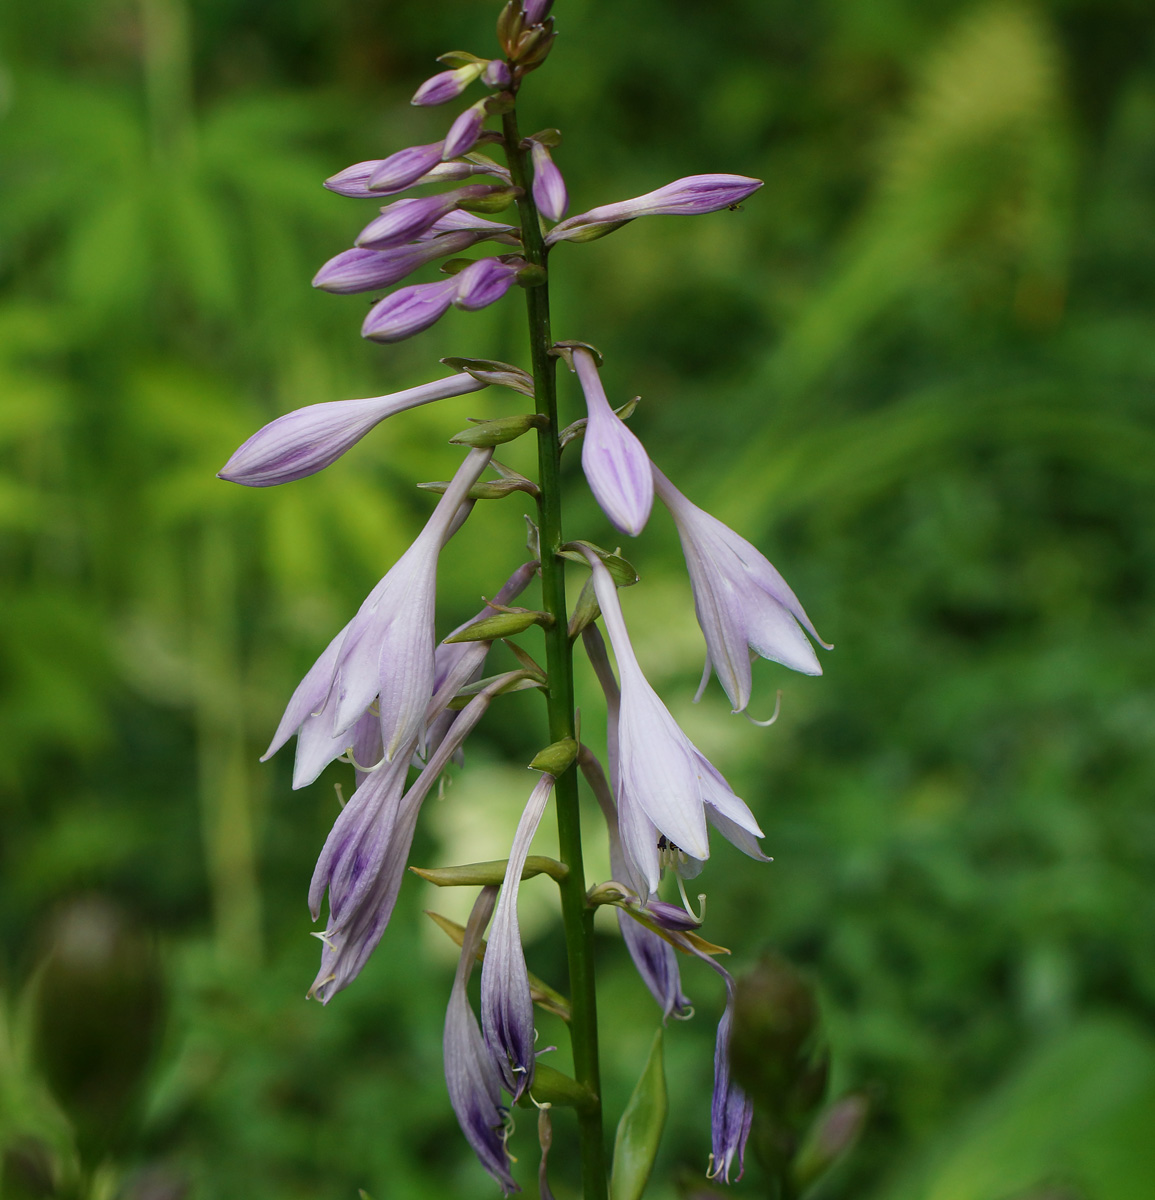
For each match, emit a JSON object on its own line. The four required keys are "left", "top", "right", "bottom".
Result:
{"left": 412, "top": 62, "right": 487, "bottom": 107}
{"left": 445, "top": 887, "right": 520, "bottom": 1195}
{"left": 367, "top": 141, "right": 447, "bottom": 192}
{"left": 483, "top": 59, "right": 512, "bottom": 87}
{"left": 529, "top": 141, "right": 568, "bottom": 221}
{"left": 653, "top": 464, "right": 829, "bottom": 712}
{"left": 571, "top": 348, "right": 652, "bottom": 537}
{"left": 523, "top": 0, "right": 554, "bottom": 23}
{"left": 707, "top": 967, "right": 753, "bottom": 1183}
{"left": 217, "top": 372, "right": 486, "bottom": 487}
{"left": 580, "top": 550, "right": 766, "bottom": 896}
{"left": 263, "top": 448, "right": 493, "bottom": 784}
{"left": 481, "top": 772, "right": 554, "bottom": 1100}
{"left": 454, "top": 257, "right": 521, "bottom": 309}
{"left": 309, "top": 670, "right": 520, "bottom": 1001}
{"left": 545, "top": 173, "right": 763, "bottom": 245}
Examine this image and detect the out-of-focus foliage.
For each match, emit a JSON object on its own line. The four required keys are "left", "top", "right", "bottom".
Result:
{"left": 1, "top": 0, "right": 1153, "bottom": 1197}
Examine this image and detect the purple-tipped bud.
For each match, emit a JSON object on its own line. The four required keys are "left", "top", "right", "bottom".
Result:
{"left": 443, "top": 100, "right": 488, "bottom": 161}
{"left": 355, "top": 186, "right": 499, "bottom": 250}
{"left": 412, "top": 62, "right": 486, "bottom": 107}
{"left": 312, "top": 232, "right": 481, "bottom": 294}
{"left": 523, "top": 0, "right": 554, "bottom": 23}
{"left": 218, "top": 372, "right": 487, "bottom": 487}
{"left": 483, "top": 59, "right": 512, "bottom": 87}
{"left": 362, "top": 278, "right": 458, "bottom": 342}
{"left": 572, "top": 348, "right": 653, "bottom": 537}
{"left": 529, "top": 141, "right": 568, "bottom": 221}
{"left": 368, "top": 141, "right": 446, "bottom": 192}
{"left": 418, "top": 210, "right": 520, "bottom": 243}
{"left": 453, "top": 257, "right": 520, "bottom": 311}
{"left": 545, "top": 174, "right": 764, "bottom": 245}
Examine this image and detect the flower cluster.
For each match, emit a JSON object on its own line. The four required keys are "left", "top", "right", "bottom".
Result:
{"left": 218, "top": 0, "right": 829, "bottom": 1193}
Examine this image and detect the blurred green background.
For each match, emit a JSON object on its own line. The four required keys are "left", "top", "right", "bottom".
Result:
{"left": 2, "top": 0, "right": 1154, "bottom": 1197}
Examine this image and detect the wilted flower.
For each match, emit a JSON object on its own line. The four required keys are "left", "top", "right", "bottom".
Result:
{"left": 445, "top": 887, "right": 520, "bottom": 1195}
{"left": 707, "top": 965, "right": 754, "bottom": 1184}
{"left": 217, "top": 372, "right": 486, "bottom": 487}
{"left": 653, "top": 464, "right": 829, "bottom": 713}
{"left": 481, "top": 772, "right": 554, "bottom": 1100}
{"left": 262, "top": 447, "right": 493, "bottom": 783}
{"left": 580, "top": 550, "right": 766, "bottom": 896}
{"left": 545, "top": 173, "right": 763, "bottom": 245}
{"left": 571, "top": 347, "right": 652, "bottom": 537}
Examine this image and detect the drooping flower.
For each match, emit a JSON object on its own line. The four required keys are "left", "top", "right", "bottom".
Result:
{"left": 217, "top": 372, "right": 486, "bottom": 487}
{"left": 706, "top": 965, "right": 754, "bottom": 1183}
{"left": 579, "top": 549, "right": 767, "bottom": 897}
{"left": 309, "top": 670, "right": 522, "bottom": 1001}
{"left": 545, "top": 173, "right": 763, "bottom": 245}
{"left": 444, "top": 887, "right": 520, "bottom": 1195}
{"left": 652, "top": 464, "right": 829, "bottom": 713}
{"left": 481, "top": 772, "right": 555, "bottom": 1101}
{"left": 529, "top": 141, "right": 568, "bottom": 221}
{"left": 571, "top": 347, "right": 652, "bottom": 537}
{"left": 262, "top": 447, "right": 493, "bottom": 784}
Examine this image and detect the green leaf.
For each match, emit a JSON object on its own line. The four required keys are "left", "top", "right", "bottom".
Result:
{"left": 610, "top": 1029, "right": 667, "bottom": 1200}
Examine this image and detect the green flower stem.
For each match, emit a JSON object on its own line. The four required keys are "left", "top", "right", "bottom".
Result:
{"left": 503, "top": 106, "right": 609, "bottom": 1200}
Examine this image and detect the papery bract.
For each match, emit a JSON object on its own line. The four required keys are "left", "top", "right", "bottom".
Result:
{"left": 481, "top": 773, "right": 554, "bottom": 1100}
{"left": 545, "top": 173, "right": 763, "bottom": 245}
{"left": 572, "top": 348, "right": 653, "bottom": 537}
{"left": 653, "top": 464, "right": 829, "bottom": 712}
{"left": 445, "top": 887, "right": 520, "bottom": 1195}
{"left": 218, "top": 372, "right": 486, "bottom": 487}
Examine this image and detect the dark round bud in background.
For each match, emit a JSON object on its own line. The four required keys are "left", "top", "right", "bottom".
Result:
{"left": 32, "top": 895, "right": 165, "bottom": 1158}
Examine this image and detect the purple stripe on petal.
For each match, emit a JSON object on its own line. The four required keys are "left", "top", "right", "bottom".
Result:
{"left": 453, "top": 257, "right": 520, "bottom": 311}
{"left": 368, "top": 141, "right": 446, "bottom": 192}
{"left": 362, "top": 278, "right": 458, "bottom": 342}
{"left": 445, "top": 887, "right": 521, "bottom": 1195}
{"left": 481, "top": 773, "right": 554, "bottom": 1100}
{"left": 443, "top": 100, "right": 487, "bottom": 160}
{"left": 412, "top": 62, "right": 486, "bottom": 107}
{"left": 530, "top": 142, "right": 568, "bottom": 222}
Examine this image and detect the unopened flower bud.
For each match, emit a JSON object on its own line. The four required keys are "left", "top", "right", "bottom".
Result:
{"left": 452, "top": 256, "right": 521, "bottom": 311}
{"left": 530, "top": 140, "right": 569, "bottom": 221}
{"left": 412, "top": 62, "right": 485, "bottom": 107}
{"left": 449, "top": 412, "right": 548, "bottom": 447}
{"left": 443, "top": 99, "right": 488, "bottom": 160}
{"left": 312, "top": 232, "right": 481, "bottom": 295}
{"left": 528, "top": 737, "right": 578, "bottom": 775}
{"left": 368, "top": 141, "right": 446, "bottom": 191}
{"left": 362, "top": 278, "right": 458, "bottom": 342}
{"left": 483, "top": 59, "right": 512, "bottom": 87}
{"left": 791, "top": 1093, "right": 869, "bottom": 1192}
{"left": 524, "top": 0, "right": 554, "bottom": 23}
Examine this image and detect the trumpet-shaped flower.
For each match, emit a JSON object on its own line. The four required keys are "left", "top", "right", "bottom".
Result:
{"left": 545, "top": 173, "right": 763, "bottom": 245}
{"left": 218, "top": 372, "right": 486, "bottom": 487}
{"left": 481, "top": 773, "right": 554, "bottom": 1101}
{"left": 581, "top": 550, "right": 765, "bottom": 896}
{"left": 445, "top": 887, "right": 520, "bottom": 1195}
{"left": 262, "top": 448, "right": 492, "bottom": 784}
{"left": 652, "top": 464, "right": 829, "bottom": 713}
{"left": 572, "top": 348, "right": 652, "bottom": 537}
{"left": 309, "top": 671, "right": 517, "bottom": 1002}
